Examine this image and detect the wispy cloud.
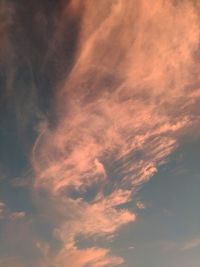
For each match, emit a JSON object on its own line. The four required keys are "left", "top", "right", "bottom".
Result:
{"left": 160, "top": 236, "right": 200, "bottom": 255}
{"left": 0, "top": 200, "right": 26, "bottom": 221}
{"left": 181, "top": 238, "right": 200, "bottom": 251}
{"left": 1, "top": 0, "right": 200, "bottom": 266}
{"left": 31, "top": 1, "right": 200, "bottom": 266}
{"left": 50, "top": 247, "right": 124, "bottom": 267}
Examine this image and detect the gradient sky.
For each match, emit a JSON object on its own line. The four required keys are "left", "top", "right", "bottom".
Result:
{"left": 0, "top": 1, "right": 200, "bottom": 267}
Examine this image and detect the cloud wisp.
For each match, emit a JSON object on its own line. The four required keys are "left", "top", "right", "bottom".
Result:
{"left": 181, "top": 238, "right": 200, "bottom": 251}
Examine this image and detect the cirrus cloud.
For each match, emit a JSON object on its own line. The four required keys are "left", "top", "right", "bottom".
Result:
{"left": 31, "top": 1, "right": 200, "bottom": 266}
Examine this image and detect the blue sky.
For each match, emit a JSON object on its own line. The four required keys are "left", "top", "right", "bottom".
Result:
{"left": 120, "top": 139, "right": 200, "bottom": 267}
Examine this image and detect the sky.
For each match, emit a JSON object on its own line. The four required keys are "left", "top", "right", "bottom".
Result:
{"left": 0, "top": 0, "right": 200, "bottom": 266}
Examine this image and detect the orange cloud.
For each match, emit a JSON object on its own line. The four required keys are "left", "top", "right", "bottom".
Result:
{"left": 31, "top": 0, "right": 200, "bottom": 266}
{"left": 51, "top": 246, "right": 123, "bottom": 267}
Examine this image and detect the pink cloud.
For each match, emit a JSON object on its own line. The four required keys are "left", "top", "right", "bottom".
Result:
{"left": 181, "top": 238, "right": 200, "bottom": 251}
{"left": 31, "top": 0, "right": 200, "bottom": 266}
{"left": 0, "top": 201, "right": 26, "bottom": 221}
{"left": 50, "top": 246, "right": 123, "bottom": 267}
{"left": 9, "top": 212, "right": 26, "bottom": 221}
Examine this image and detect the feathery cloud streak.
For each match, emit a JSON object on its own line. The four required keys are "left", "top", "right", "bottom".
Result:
{"left": 30, "top": 1, "right": 200, "bottom": 266}
{"left": 1, "top": 0, "right": 200, "bottom": 266}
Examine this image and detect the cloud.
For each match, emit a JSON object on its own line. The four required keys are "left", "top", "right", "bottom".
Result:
{"left": 50, "top": 247, "right": 123, "bottom": 267}
{"left": 30, "top": 0, "right": 200, "bottom": 266}
{"left": 0, "top": 201, "right": 6, "bottom": 219}
{"left": 181, "top": 238, "right": 200, "bottom": 251}
{"left": 136, "top": 201, "right": 146, "bottom": 210}
{"left": 0, "top": 200, "right": 26, "bottom": 221}
{"left": 9, "top": 212, "right": 26, "bottom": 221}
{"left": 0, "top": 0, "right": 200, "bottom": 266}
{"left": 161, "top": 237, "right": 200, "bottom": 253}
{"left": 54, "top": 198, "right": 135, "bottom": 246}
